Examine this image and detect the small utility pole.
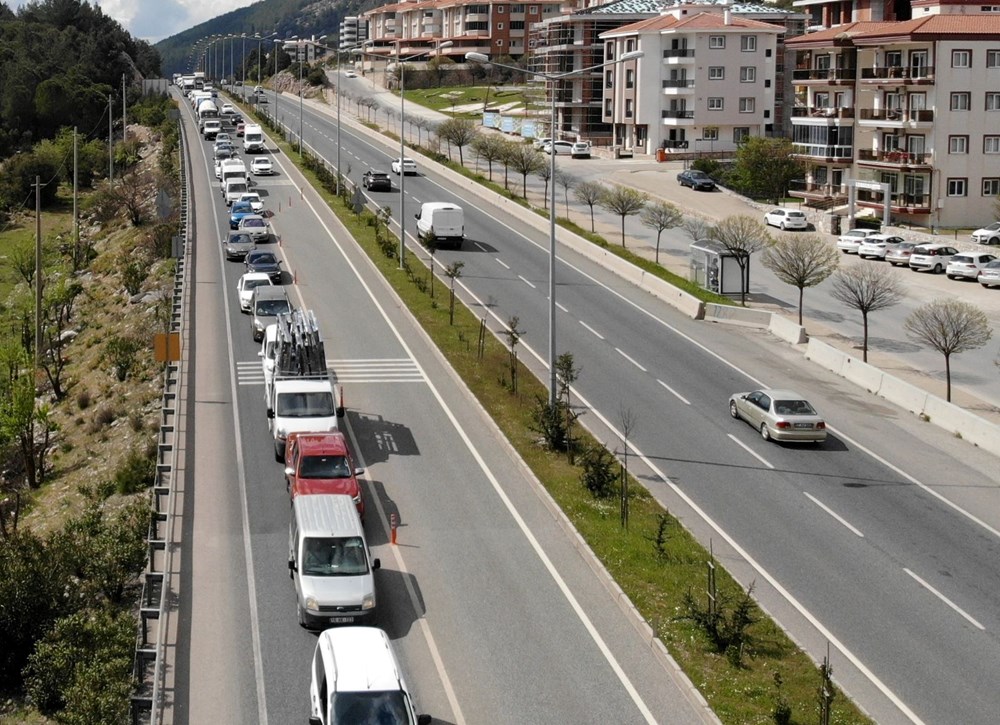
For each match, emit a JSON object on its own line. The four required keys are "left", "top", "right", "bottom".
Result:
{"left": 34, "top": 176, "right": 43, "bottom": 370}
{"left": 122, "top": 73, "right": 127, "bottom": 143}
{"left": 73, "top": 127, "right": 79, "bottom": 268}
{"left": 108, "top": 94, "right": 113, "bottom": 182}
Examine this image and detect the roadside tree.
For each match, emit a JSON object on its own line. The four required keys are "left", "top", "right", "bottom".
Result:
{"left": 556, "top": 170, "right": 575, "bottom": 218}
{"left": 708, "top": 215, "right": 772, "bottom": 305}
{"left": 436, "top": 117, "right": 478, "bottom": 166}
{"left": 904, "top": 299, "right": 992, "bottom": 402}
{"left": 471, "top": 133, "right": 506, "bottom": 181}
{"left": 728, "top": 137, "right": 802, "bottom": 203}
{"left": 830, "top": 264, "right": 904, "bottom": 362}
{"left": 573, "top": 180, "right": 605, "bottom": 233}
{"left": 504, "top": 143, "right": 545, "bottom": 198}
{"left": 640, "top": 200, "right": 683, "bottom": 264}
{"left": 599, "top": 185, "right": 648, "bottom": 247}
{"left": 761, "top": 234, "right": 840, "bottom": 324}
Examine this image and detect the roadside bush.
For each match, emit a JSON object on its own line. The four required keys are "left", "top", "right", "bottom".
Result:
{"left": 0, "top": 151, "right": 61, "bottom": 211}
{"left": 104, "top": 335, "right": 143, "bottom": 381}
{"left": 307, "top": 67, "right": 327, "bottom": 86}
{"left": 579, "top": 444, "right": 617, "bottom": 499}
{"left": 121, "top": 259, "right": 148, "bottom": 295}
{"left": 114, "top": 442, "right": 157, "bottom": 494}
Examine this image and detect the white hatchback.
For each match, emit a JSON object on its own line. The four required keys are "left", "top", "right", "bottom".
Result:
{"left": 945, "top": 252, "right": 997, "bottom": 280}
{"left": 391, "top": 157, "right": 417, "bottom": 175}
{"left": 837, "top": 228, "right": 879, "bottom": 253}
{"left": 763, "top": 208, "right": 808, "bottom": 230}
{"left": 236, "top": 272, "right": 273, "bottom": 312}
{"left": 971, "top": 222, "right": 1000, "bottom": 245}
{"left": 908, "top": 244, "right": 959, "bottom": 273}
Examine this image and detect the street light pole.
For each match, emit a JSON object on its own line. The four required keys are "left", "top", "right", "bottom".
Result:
{"left": 466, "top": 49, "right": 643, "bottom": 404}
{"left": 274, "top": 38, "right": 289, "bottom": 130}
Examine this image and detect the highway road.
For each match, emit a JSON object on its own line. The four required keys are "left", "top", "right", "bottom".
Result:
{"left": 171, "top": 89, "right": 714, "bottom": 725}
{"left": 241, "top": 83, "right": 1000, "bottom": 725}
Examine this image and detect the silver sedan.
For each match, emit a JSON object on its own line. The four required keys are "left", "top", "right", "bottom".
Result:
{"left": 729, "top": 389, "right": 827, "bottom": 443}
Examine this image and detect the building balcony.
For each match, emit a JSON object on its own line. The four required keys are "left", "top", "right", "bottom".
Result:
{"left": 662, "top": 79, "right": 695, "bottom": 93}
{"left": 859, "top": 66, "right": 934, "bottom": 83}
{"left": 857, "top": 108, "right": 934, "bottom": 125}
{"left": 790, "top": 107, "right": 855, "bottom": 120}
{"left": 661, "top": 109, "right": 695, "bottom": 120}
{"left": 857, "top": 149, "right": 932, "bottom": 168}
{"left": 788, "top": 180, "right": 848, "bottom": 201}
{"left": 662, "top": 49, "right": 695, "bottom": 62}
{"left": 791, "top": 143, "right": 853, "bottom": 162}
{"left": 465, "top": 12, "right": 488, "bottom": 21}
{"left": 857, "top": 189, "right": 932, "bottom": 213}
{"left": 791, "top": 67, "right": 857, "bottom": 83}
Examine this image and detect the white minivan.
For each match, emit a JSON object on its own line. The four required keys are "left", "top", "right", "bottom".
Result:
{"left": 414, "top": 201, "right": 464, "bottom": 250}
{"left": 309, "top": 627, "right": 431, "bottom": 725}
{"left": 289, "top": 494, "right": 379, "bottom": 630}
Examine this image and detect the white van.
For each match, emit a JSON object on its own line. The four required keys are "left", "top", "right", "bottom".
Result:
{"left": 220, "top": 160, "right": 248, "bottom": 188}
{"left": 202, "top": 119, "right": 222, "bottom": 140}
{"left": 224, "top": 179, "right": 250, "bottom": 206}
{"left": 308, "top": 627, "right": 431, "bottom": 725}
{"left": 289, "top": 495, "right": 379, "bottom": 630}
{"left": 243, "top": 124, "right": 265, "bottom": 153}
{"left": 414, "top": 202, "right": 464, "bottom": 249}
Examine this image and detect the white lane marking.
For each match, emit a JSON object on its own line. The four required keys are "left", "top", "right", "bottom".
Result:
{"left": 518, "top": 275, "right": 536, "bottom": 289}
{"left": 804, "top": 492, "right": 864, "bottom": 537}
{"left": 904, "top": 569, "right": 984, "bottom": 631}
{"left": 579, "top": 321, "right": 604, "bottom": 340}
{"left": 656, "top": 379, "right": 691, "bottom": 406}
{"left": 726, "top": 434, "right": 775, "bottom": 470}
{"left": 615, "top": 348, "right": 646, "bottom": 372}
{"left": 289, "top": 166, "right": 655, "bottom": 725}
{"left": 474, "top": 241, "right": 490, "bottom": 252}
{"left": 496, "top": 258, "right": 511, "bottom": 270}
{"left": 555, "top": 301, "right": 568, "bottom": 313}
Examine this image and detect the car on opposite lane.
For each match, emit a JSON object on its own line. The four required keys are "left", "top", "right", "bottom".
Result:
{"left": 236, "top": 272, "right": 273, "bottom": 311}
{"left": 362, "top": 170, "right": 392, "bottom": 191}
{"left": 250, "top": 157, "right": 273, "bottom": 175}
{"left": 908, "top": 244, "right": 959, "bottom": 273}
{"left": 945, "top": 252, "right": 997, "bottom": 280}
{"left": 857, "top": 234, "right": 905, "bottom": 259}
{"left": 223, "top": 231, "right": 256, "bottom": 261}
{"left": 837, "top": 228, "right": 880, "bottom": 254}
{"left": 763, "top": 208, "right": 808, "bottom": 230}
{"left": 391, "top": 157, "right": 417, "bottom": 175}
{"left": 729, "top": 389, "right": 827, "bottom": 443}
{"left": 344, "top": 70, "right": 357, "bottom": 78}
{"left": 677, "top": 169, "right": 716, "bottom": 191}
{"left": 245, "top": 249, "right": 282, "bottom": 283}
{"left": 971, "top": 222, "right": 1000, "bottom": 245}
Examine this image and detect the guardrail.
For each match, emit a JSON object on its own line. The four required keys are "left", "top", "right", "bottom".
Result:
{"left": 130, "top": 112, "right": 190, "bottom": 725}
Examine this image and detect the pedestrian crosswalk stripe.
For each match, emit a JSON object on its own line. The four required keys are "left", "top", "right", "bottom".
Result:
{"left": 235, "top": 358, "right": 423, "bottom": 385}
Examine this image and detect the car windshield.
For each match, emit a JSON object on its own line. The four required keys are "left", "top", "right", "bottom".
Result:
{"left": 227, "top": 234, "right": 252, "bottom": 246}
{"left": 332, "top": 691, "right": 409, "bottom": 723}
{"left": 690, "top": 171, "right": 709, "bottom": 179}
{"left": 243, "top": 218, "right": 265, "bottom": 228}
{"left": 773, "top": 399, "right": 817, "bottom": 416}
{"left": 302, "top": 536, "right": 368, "bottom": 576}
{"left": 228, "top": 184, "right": 248, "bottom": 194}
{"left": 255, "top": 299, "right": 290, "bottom": 316}
{"left": 249, "top": 253, "right": 276, "bottom": 265}
{"left": 276, "top": 391, "right": 336, "bottom": 417}
{"left": 299, "top": 455, "right": 351, "bottom": 479}
{"left": 232, "top": 203, "right": 252, "bottom": 214}
{"left": 243, "top": 278, "right": 269, "bottom": 292}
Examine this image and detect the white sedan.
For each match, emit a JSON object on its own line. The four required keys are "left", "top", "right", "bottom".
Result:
{"left": 763, "top": 208, "right": 808, "bottom": 230}
{"left": 344, "top": 70, "right": 358, "bottom": 78}
{"left": 857, "top": 234, "right": 905, "bottom": 259}
{"left": 542, "top": 140, "right": 574, "bottom": 155}
{"left": 250, "top": 157, "right": 273, "bottom": 175}
{"left": 238, "top": 192, "right": 264, "bottom": 213}
{"left": 236, "top": 272, "right": 273, "bottom": 313}
{"left": 391, "top": 157, "right": 417, "bottom": 175}
{"left": 837, "top": 228, "right": 879, "bottom": 253}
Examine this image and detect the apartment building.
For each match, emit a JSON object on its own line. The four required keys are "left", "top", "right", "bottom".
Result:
{"left": 340, "top": 16, "right": 370, "bottom": 49}
{"left": 601, "top": 8, "right": 785, "bottom": 154}
{"left": 363, "top": 0, "right": 564, "bottom": 60}
{"left": 785, "top": 13, "right": 1000, "bottom": 228}
{"left": 285, "top": 38, "right": 330, "bottom": 64}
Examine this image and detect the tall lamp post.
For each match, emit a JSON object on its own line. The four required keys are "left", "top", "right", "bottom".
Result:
{"left": 334, "top": 40, "right": 372, "bottom": 195}
{"left": 299, "top": 36, "right": 325, "bottom": 155}
{"left": 356, "top": 40, "right": 452, "bottom": 268}
{"left": 466, "top": 49, "right": 643, "bottom": 404}
{"left": 274, "top": 37, "right": 292, "bottom": 129}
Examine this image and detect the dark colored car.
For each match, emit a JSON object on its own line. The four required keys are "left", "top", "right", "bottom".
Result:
{"left": 677, "top": 169, "right": 716, "bottom": 191}
{"left": 223, "top": 231, "right": 256, "bottom": 261}
{"left": 229, "top": 200, "right": 255, "bottom": 230}
{"left": 245, "top": 250, "right": 282, "bottom": 283}
{"left": 362, "top": 170, "right": 392, "bottom": 191}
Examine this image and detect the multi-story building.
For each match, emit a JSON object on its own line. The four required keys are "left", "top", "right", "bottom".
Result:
{"left": 339, "top": 16, "right": 370, "bottom": 49}
{"left": 786, "top": 13, "right": 1000, "bottom": 228}
{"left": 601, "top": 7, "right": 785, "bottom": 154}
{"left": 285, "top": 37, "right": 330, "bottom": 64}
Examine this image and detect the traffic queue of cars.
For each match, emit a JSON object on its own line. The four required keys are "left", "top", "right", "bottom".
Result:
{"left": 195, "top": 89, "right": 431, "bottom": 724}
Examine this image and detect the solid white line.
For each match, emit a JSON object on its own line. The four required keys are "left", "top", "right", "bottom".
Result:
{"left": 579, "top": 320, "right": 604, "bottom": 340}
{"left": 289, "top": 163, "right": 655, "bottom": 724}
{"left": 615, "top": 347, "right": 647, "bottom": 372}
{"left": 726, "top": 434, "right": 775, "bottom": 469}
{"left": 496, "top": 258, "right": 511, "bottom": 270}
{"left": 804, "top": 492, "right": 864, "bottom": 537}
{"left": 656, "top": 379, "right": 691, "bottom": 405}
{"left": 904, "top": 568, "right": 984, "bottom": 630}
{"left": 518, "top": 275, "right": 536, "bottom": 289}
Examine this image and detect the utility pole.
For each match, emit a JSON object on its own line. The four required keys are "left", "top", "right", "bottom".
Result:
{"left": 34, "top": 176, "right": 43, "bottom": 370}
{"left": 108, "top": 94, "right": 113, "bottom": 182}
{"left": 122, "top": 73, "right": 127, "bottom": 143}
{"left": 73, "top": 127, "right": 79, "bottom": 269}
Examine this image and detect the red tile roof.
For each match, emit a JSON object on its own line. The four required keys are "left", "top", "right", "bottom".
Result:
{"left": 605, "top": 10, "right": 785, "bottom": 36}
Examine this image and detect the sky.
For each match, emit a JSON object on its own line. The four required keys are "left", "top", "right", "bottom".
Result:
{"left": 4, "top": 0, "right": 251, "bottom": 42}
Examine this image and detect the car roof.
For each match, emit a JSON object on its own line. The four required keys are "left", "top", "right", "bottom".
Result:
{"left": 368, "top": 170, "right": 390, "bottom": 175}
{"left": 252, "top": 285, "right": 287, "bottom": 300}
{"left": 291, "top": 431, "right": 349, "bottom": 456}
{"left": 241, "top": 271, "right": 272, "bottom": 282}
{"left": 913, "top": 243, "right": 952, "bottom": 251}
{"left": 756, "top": 389, "right": 809, "bottom": 400}
{"left": 317, "top": 627, "right": 404, "bottom": 694}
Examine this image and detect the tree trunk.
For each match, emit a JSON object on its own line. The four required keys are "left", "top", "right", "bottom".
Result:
{"left": 656, "top": 231, "right": 662, "bottom": 264}
{"left": 862, "top": 312, "right": 869, "bottom": 362}
{"left": 620, "top": 217, "right": 626, "bottom": 247}
{"left": 944, "top": 353, "right": 952, "bottom": 402}
{"left": 797, "top": 286, "right": 804, "bottom": 325}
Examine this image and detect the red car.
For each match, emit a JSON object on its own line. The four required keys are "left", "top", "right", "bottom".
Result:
{"left": 284, "top": 432, "right": 365, "bottom": 517}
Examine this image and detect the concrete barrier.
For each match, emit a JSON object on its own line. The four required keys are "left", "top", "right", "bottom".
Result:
{"left": 877, "top": 374, "right": 929, "bottom": 416}
{"left": 840, "top": 356, "right": 884, "bottom": 395}
{"left": 768, "top": 314, "right": 808, "bottom": 345}
{"left": 920, "top": 396, "right": 1000, "bottom": 456}
{"left": 704, "top": 304, "right": 772, "bottom": 327}
{"left": 804, "top": 339, "right": 849, "bottom": 376}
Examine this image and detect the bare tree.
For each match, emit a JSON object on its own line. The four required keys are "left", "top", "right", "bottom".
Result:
{"left": 535, "top": 162, "right": 551, "bottom": 206}
{"left": 436, "top": 118, "right": 478, "bottom": 165}
{"left": 904, "top": 299, "right": 992, "bottom": 402}
{"left": 573, "top": 180, "right": 605, "bottom": 233}
{"left": 761, "top": 234, "right": 840, "bottom": 324}
{"left": 599, "top": 185, "right": 648, "bottom": 247}
{"left": 708, "top": 215, "right": 772, "bottom": 305}
{"left": 497, "top": 138, "right": 521, "bottom": 191}
{"left": 556, "top": 170, "right": 575, "bottom": 218}
{"left": 504, "top": 143, "right": 545, "bottom": 198}
{"left": 640, "top": 200, "right": 683, "bottom": 264}
{"left": 682, "top": 216, "right": 712, "bottom": 243}
{"left": 830, "top": 264, "right": 904, "bottom": 362}
{"left": 471, "top": 134, "right": 506, "bottom": 181}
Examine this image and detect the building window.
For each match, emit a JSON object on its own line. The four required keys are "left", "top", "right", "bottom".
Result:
{"left": 511, "top": 3, "right": 524, "bottom": 11}
{"left": 495, "top": 39, "right": 504, "bottom": 46}
{"left": 733, "top": 127, "right": 750, "bottom": 143}
{"left": 739, "top": 97, "right": 755, "bottom": 113}
{"left": 949, "top": 136, "right": 968, "bottom": 153}
{"left": 708, "top": 97, "right": 724, "bottom": 110}
{"left": 951, "top": 92, "right": 971, "bottom": 110}
{"left": 703, "top": 127, "right": 719, "bottom": 140}
{"left": 626, "top": 69, "right": 634, "bottom": 88}
{"left": 529, "top": 5, "right": 537, "bottom": 13}
{"left": 605, "top": 70, "right": 613, "bottom": 89}
{"left": 625, "top": 99, "right": 633, "bottom": 118}
{"left": 741, "top": 35, "right": 757, "bottom": 52}
{"left": 709, "top": 66, "right": 724, "bottom": 80}
{"left": 740, "top": 66, "right": 756, "bottom": 82}
{"left": 510, "top": 20, "right": 525, "bottom": 29}
{"left": 985, "top": 135, "right": 1000, "bottom": 153}
{"left": 496, "top": 22, "right": 504, "bottom": 29}
{"left": 709, "top": 35, "right": 725, "bottom": 49}
{"left": 626, "top": 39, "right": 635, "bottom": 53}
{"left": 947, "top": 178, "right": 968, "bottom": 196}
{"left": 498, "top": 4, "right": 505, "bottom": 11}
{"left": 984, "top": 178, "right": 1000, "bottom": 196}
{"left": 605, "top": 99, "right": 613, "bottom": 115}
{"left": 987, "top": 92, "right": 1000, "bottom": 110}
{"left": 988, "top": 50, "right": 1000, "bottom": 67}
{"left": 952, "top": 49, "right": 971, "bottom": 68}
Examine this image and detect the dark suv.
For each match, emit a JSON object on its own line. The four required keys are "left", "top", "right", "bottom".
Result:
{"left": 677, "top": 169, "right": 716, "bottom": 191}
{"left": 362, "top": 170, "right": 392, "bottom": 191}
